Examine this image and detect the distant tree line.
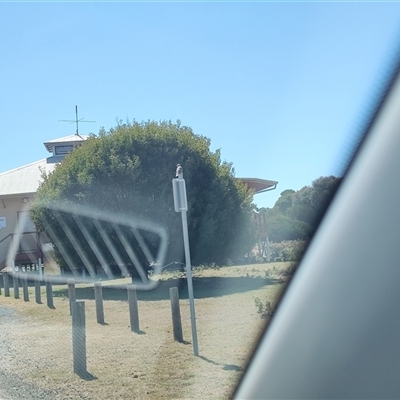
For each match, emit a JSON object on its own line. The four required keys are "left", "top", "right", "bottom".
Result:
{"left": 259, "top": 176, "right": 342, "bottom": 242}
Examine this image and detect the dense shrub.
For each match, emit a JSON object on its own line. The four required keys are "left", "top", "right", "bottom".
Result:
{"left": 31, "top": 121, "right": 255, "bottom": 275}
{"left": 268, "top": 240, "right": 308, "bottom": 262}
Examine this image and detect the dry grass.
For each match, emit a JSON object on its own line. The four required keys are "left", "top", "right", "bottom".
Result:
{"left": 0, "top": 262, "right": 292, "bottom": 399}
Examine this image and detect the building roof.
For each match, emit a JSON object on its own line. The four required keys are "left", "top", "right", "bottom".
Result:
{"left": 0, "top": 159, "right": 56, "bottom": 197}
{"left": 1, "top": 133, "right": 277, "bottom": 197}
{"left": 43, "top": 134, "right": 89, "bottom": 152}
{"left": 238, "top": 178, "right": 278, "bottom": 194}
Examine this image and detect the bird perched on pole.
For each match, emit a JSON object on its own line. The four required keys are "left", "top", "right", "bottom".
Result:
{"left": 175, "top": 164, "right": 183, "bottom": 178}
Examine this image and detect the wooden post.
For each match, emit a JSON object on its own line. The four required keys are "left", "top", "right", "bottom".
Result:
{"left": 46, "top": 280, "right": 54, "bottom": 309}
{"left": 38, "top": 257, "right": 43, "bottom": 281}
{"left": 13, "top": 275, "right": 19, "bottom": 299}
{"left": 169, "top": 287, "right": 183, "bottom": 342}
{"left": 94, "top": 282, "right": 104, "bottom": 324}
{"left": 3, "top": 273, "right": 10, "bottom": 297}
{"left": 22, "top": 275, "right": 29, "bottom": 302}
{"left": 72, "top": 301, "right": 87, "bottom": 376}
{"left": 127, "top": 285, "right": 140, "bottom": 333}
{"left": 67, "top": 279, "right": 76, "bottom": 315}
{"left": 35, "top": 279, "right": 41, "bottom": 304}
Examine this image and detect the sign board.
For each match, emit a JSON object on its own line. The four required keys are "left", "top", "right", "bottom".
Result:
{"left": 0, "top": 217, "right": 6, "bottom": 229}
{"left": 172, "top": 178, "right": 188, "bottom": 212}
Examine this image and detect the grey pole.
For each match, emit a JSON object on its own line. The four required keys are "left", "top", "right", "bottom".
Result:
{"left": 67, "top": 279, "right": 76, "bottom": 315}
{"left": 4, "top": 273, "right": 10, "bottom": 297}
{"left": 94, "top": 282, "right": 104, "bottom": 324}
{"left": 169, "top": 287, "right": 183, "bottom": 342}
{"left": 13, "top": 274, "right": 19, "bottom": 299}
{"left": 38, "top": 258, "right": 43, "bottom": 281}
{"left": 127, "top": 285, "right": 140, "bottom": 333}
{"left": 72, "top": 301, "right": 87, "bottom": 375}
{"left": 35, "top": 278, "right": 41, "bottom": 304}
{"left": 22, "top": 274, "right": 29, "bottom": 302}
{"left": 46, "top": 279, "right": 54, "bottom": 309}
{"left": 178, "top": 171, "right": 199, "bottom": 356}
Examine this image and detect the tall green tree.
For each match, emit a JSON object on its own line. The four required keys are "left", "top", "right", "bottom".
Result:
{"left": 263, "top": 176, "right": 341, "bottom": 242}
{"left": 31, "top": 121, "right": 255, "bottom": 276}
{"left": 264, "top": 208, "right": 312, "bottom": 242}
{"left": 289, "top": 176, "right": 342, "bottom": 226}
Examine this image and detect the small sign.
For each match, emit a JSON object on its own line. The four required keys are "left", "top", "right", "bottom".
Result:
{"left": 0, "top": 217, "right": 6, "bottom": 229}
{"left": 172, "top": 178, "right": 188, "bottom": 212}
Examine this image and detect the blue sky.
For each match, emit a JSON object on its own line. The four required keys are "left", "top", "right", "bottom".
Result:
{"left": 1, "top": 2, "right": 400, "bottom": 208}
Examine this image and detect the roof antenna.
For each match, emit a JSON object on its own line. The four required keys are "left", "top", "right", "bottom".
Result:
{"left": 59, "top": 105, "right": 96, "bottom": 136}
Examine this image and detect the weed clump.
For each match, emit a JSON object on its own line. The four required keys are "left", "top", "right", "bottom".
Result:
{"left": 254, "top": 297, "right": 275, "bottom": 318}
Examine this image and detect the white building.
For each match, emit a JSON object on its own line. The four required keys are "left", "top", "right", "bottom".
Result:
{"left": 0, "top": 134, "right": 88, "bottom": 274}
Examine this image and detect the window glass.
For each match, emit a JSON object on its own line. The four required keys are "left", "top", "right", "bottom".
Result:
{"left": 1, "top": 3, "right": 400, "bottom": 400}
{"left": 55, "top": 145, "right": 73, "bottom": 155}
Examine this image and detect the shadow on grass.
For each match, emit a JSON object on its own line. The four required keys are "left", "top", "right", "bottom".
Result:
{"left": 52, "top": 276, "right": 282, "bottom": 302}
{"left": 223, "top": 364, "right": 243, "bottom": 371}
{"left": 199, "top": 355, "right": 243, "bottom": 372}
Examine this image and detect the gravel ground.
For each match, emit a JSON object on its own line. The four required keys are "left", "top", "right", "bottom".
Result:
{"left": 0, "top": 264, "right": 289, "bottom": 399}
{"left": 0, "top": 307, "right": 56, "bottom": 400}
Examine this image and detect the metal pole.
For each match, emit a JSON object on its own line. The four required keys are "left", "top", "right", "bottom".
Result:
{"left": 178, "top": 171, "right": 199, "bottom": 356}
{"left": 75, "top": 105, "right": 79, "bottom": 135}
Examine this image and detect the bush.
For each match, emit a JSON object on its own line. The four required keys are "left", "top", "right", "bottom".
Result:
{"left": 264, "top": 209, "right": 312, "bottom": 242}
{"left": 31, "top": 120, "right": 256, "bottom": 275}
{"left": 254, "top": 297, "right": 275, "bottom": 318}
{"left": 268, "top": 240, "right": 308, "bottom": 262}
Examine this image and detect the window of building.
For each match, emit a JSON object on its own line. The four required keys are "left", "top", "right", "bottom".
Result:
{"left": 55, "top": 145, "right": 73, "bottom": 155}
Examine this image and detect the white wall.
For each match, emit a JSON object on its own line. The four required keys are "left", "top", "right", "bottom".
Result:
{"left": 0, "top": 196, "right": 60, "bottom": 274}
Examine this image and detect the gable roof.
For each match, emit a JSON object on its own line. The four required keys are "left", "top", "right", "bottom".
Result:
{"left": 0, "top": 159, "right": 56, "bottom": 197}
